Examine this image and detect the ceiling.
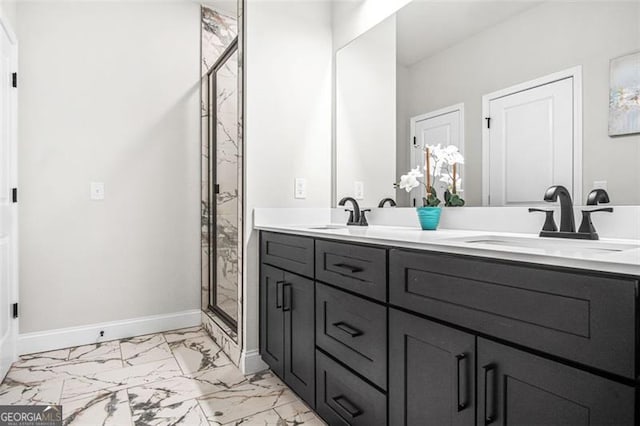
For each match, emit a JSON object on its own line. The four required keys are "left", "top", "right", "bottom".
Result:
{"left": 396, "top": 1, "right": 542, "bottom": 67}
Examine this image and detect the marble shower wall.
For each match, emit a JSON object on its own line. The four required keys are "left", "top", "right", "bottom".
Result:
{"left": 200, "top": 2, "right": 243, "bottom": 366}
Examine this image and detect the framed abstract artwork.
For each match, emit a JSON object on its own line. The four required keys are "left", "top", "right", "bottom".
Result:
{"left": 609, "top": 51, "right": 640, "bottom": 136}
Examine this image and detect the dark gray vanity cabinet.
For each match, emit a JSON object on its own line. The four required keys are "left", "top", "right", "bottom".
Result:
{"left": 477, "top": 338, "right": 635, "bottom": 425}
{"left": 259, "top": 264, "right": 285, "bottom": 378}
{"left": 389, "top": 248, "right": 637, "bottom": 379}
{"left": 259, "top": 234, "right": 315, "bottom": 408}
{"left": 389, "top": 309, "right": 475, "bottom": 426}
{"left": 316, "top": 282, "right": 387, "bottom": 389}
{"left": 316, "top": 350, "right": 387, "bottom": 425}
{"left": 259, "top": 231, "right": 638, "bottom": 425}
{"left": 315, "top": 240, "right": 387, "bottom": 302}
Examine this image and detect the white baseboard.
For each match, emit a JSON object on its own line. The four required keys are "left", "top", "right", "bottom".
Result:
{"left": 240, "top": 349, "right": 268, "bottom": 375}
{"left": 18, "top": 309, "right": 201, "bottom": 356}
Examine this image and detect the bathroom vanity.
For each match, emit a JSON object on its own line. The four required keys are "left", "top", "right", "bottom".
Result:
{"left": 258, "top": 227, "right": 639, "bottom": 425}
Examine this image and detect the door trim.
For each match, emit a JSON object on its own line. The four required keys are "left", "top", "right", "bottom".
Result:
{"left": 0, "top": 11, "right": 18, "bottom": 380}
{"left": 481, "top": 66, "right": 583, "bottom": 206}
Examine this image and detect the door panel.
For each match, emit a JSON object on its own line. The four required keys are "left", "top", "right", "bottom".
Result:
{"left": 284, "top": 272, "right": 315, "bottom": 407}
{"left": 0, "top": 22, "right": 16, "bottom": 381}
{"left": 389, "top": 309, "right": 475, "bottom": 426}
{"left": 487, "top": 77, "right": 574, "bottom": 205}
{"left": 477, "top": 338, "right": 634, "bottom": 426}
{"left": 259, "top": 265, "right": 284, "bottom": 378}
{"left": 412, "top": 106, "right": 463, "bottom": 204}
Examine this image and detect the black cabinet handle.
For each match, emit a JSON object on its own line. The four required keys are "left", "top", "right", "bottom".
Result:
{"left": 275, "top": 281, "right": 284, "bottom": 309}
{"left": 456, "top": 353, "right": 467, "bottom": 412}
{"left": 332, "top": 321, "right": 363, "bottom": 337}
{"left": 332, "top": 263, "right": 363, "bottom": 273}
{"left": 282, "top": 283, "right": 292, "bottom": 312}
{"left": 483, "top": 364, "right": 496, "bottom": 425}
{"left": 332, "top": 395, "right": 362, "bottom": 419}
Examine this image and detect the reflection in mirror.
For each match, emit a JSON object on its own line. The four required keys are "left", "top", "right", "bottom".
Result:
{"left": 335, "top": 1, "right": 640, "bottom": 207}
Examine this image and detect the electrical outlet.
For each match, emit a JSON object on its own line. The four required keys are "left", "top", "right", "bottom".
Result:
{"left": 354, "top": 181, "right": 364, "bottom": 200}
{"left": 593, "top": 180, "right": 607, "bottom": 190}
{"left": 294, "top": 178, "right": 307, "bottom": 199}
{"left": 90, "top": 182, "right": 105, "bottom": 200}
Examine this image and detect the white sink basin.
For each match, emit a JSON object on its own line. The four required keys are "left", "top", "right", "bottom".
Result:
{"left": 446, "top": 235, "right": 639, "bottom": 255}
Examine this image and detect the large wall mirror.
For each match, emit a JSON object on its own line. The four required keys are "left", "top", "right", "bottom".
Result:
{"left": 335, "top": 1, "right": 640, "bottom": 208}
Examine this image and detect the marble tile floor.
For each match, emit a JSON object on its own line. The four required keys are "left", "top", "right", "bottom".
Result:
{"left": 0, "top": 327, "right": 325, "bottom": 426}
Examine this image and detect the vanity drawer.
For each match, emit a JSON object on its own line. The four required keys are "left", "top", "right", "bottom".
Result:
{"left": 316, "top": 282, "right": 387, "bottom": 389}
{"left": 315, "top": 240, "right": 387, "bottom": 301}
{"left": 389, "top": 249, "right": 638, "bottom": 379}
{"left": 316, "top": 350, "right": 386, "bottom": 426}
{"left": 260, "top": 232, "right": 314, "bottom": 278}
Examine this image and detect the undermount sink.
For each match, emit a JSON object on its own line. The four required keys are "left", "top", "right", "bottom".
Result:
{"left": 446, "top": 235, "right": 639, "bottom": 254}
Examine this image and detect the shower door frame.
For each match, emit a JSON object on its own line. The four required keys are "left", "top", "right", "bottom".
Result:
{"left": 207, "top": 37, "right": 240, "bottom": 331}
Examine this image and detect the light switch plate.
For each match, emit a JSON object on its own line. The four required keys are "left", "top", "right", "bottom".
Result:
{"left": 354, "top": 181, "right": 364, "bottom": 200}
{"left": 294, "top": 178, "right": 307, "bottom": 199}
{"left": 90, "top": 182, "right": 105, "bottom": 200}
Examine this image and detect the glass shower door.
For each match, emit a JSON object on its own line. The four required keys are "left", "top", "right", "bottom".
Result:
{"left": 208, "top": 40, "right": 239, "bottom": 328}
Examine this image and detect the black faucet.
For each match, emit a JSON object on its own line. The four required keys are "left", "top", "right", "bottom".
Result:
{"left": 534, "top": 186, "right": 613, "bottom": 240}
{"left": 339, "top": 197, "right": 363, "bottom": 226}
{"left": 378, "top": 198, "right": 396, "bottom": 208}
{"left": 543, "top": 185, "right": 575, "bottom": 233}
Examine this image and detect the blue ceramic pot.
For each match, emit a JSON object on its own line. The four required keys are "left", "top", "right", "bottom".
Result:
{"left": 416, "top": 207, "right": 442, "bottom": 230}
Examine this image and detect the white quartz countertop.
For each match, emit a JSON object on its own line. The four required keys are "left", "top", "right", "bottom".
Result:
{"left": 255, "top": 224, "right": 640, "bottom": 277}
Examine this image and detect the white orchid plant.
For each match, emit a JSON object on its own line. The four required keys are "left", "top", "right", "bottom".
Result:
{"left": 396, "top": 144, "right": 466, "bottom": 207}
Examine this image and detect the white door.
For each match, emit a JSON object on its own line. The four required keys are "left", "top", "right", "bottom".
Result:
{"left": 411, "top": 104, "right": 464, "bottom": 205}
{"left": 0, "top": 19, "right": 18, "bottom": 380}
{"left": 483, "top": 69, "right": 581, "bottom": 206}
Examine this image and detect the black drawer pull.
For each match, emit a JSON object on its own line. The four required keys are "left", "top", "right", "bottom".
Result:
{"left": 332, "top": 263, "right": 363, "bottom": 273}
{"left": 483, "top": 364, "right": 496, "bottom": 425}
{"left": 282, "top": 283, "right": 292, "bottom": 312}
{"left": 456, "top": 353, "right": 467, "bottom": 412}
{"left": 332, "top": 395, "right": 362, "bottom": 419}
{"left": 332, "top": 321, "right": 363, "bottom": 337}
{"left": 276, "top": 281, "right": 284, "bottom": 309}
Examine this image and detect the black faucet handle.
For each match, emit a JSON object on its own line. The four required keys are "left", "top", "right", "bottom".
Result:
{"left": 358, "top": 209, "right": 371, "bottom": 226}
{"left": 528, "top": 208, "right": 558, "bottom": 232}
{"left": 586, "top": 189, "right": 610, "bottom": 206}
{"left": 578, "top": 207, "right": 613, "bottom": 236}
{"left": 584, "top": 207, "right": 613, "bottom": 214}
{"left": 344, "top": 209, "right": 355, "bottom": 224}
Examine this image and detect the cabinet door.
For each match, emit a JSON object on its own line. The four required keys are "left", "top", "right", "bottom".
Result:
{"left": 389, "top": 309, "right": 475, "bottom": 426}
{"left": 477, "top": 338, "right": 635, "bottom": 426}
{"left": 259, "top": 264, "right": 284, "bottom": 378}
{"left": 283, "top": 272, "right": 315, "bottom": 408}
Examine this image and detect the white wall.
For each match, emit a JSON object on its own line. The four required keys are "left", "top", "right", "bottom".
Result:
{"left": 17, "top": 1, "right": 201, "bottom": 333}
{"left": 336, "top": 16, "right": 396, "bottom": 208}
{"left": 243, "top": 0, "right": 332, "bottom": 365}
{"left": 332, "top": 0, "right": 411, "bottom": 51}
{"left": 0, "top": 0, "right": 16, "bottom": 32}
{"left": 401, "top": 1, "right": 640, "bottom": 206}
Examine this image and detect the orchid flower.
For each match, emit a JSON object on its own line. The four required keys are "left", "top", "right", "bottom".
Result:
{"left": 439, "top": 173, "right": 462, "bottom": 192}
{"left": 398, "top": 166, "right": 423, "bottom": 192}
